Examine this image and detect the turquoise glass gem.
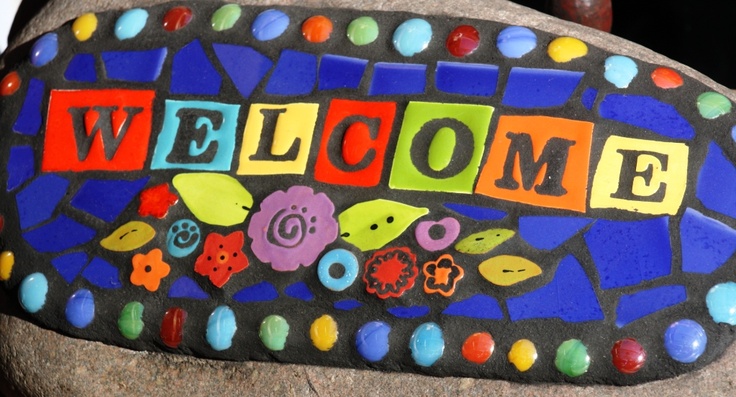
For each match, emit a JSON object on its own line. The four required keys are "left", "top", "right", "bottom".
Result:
{"left": 496, "top": 26, "right": 537, "bottom": 58}
{"left": 356, "top": 321, "right": 391, "bottom": 362}
{"left": 30, "top": 33, "right": 58, "bottom": 67}
{"left": 664, "top": 319, "right": 707, "bottom": 363}
{"left": 19, "top": 272, "right": 48, "bottom": 313}
{"left": 66, "top": 289, "right": 95, "bottom": 328}
{"left": 317, "top": 248, "right": 359, "bottom": 291}
{"left": 252, "top": 9, "right": 290, "bottom": 41}
{"left": 706, "top": 282, "right": 736, "bottom": 325}
{"left": 259, "top": 314, "right": 289, "bottom": 351}
{"left": 409, "top": 322, "right": 444, "bottom": 366}
{"left": 115, "top": 8, "right": 149, "bottom": 40}
{"left": 604, "top": 55, "right": 638, "bottom": 88}
{"left": 206, "top": 306, "right": 237, "bottom": 351}
{"left": 392, "top": 19, "right": 432, "bottom": 57}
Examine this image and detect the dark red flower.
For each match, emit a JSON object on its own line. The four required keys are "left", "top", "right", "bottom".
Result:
{"left": 194, "top": 231, "right": 249, "bottom": 287}
{"left": 423, "top": 254, "right": 464, "bottom": 297}
{"left": 138, "top": 183, "right": 178, "bottom": 218}
{"left": 363, "top": 247, "right": 417, "bottom": 299}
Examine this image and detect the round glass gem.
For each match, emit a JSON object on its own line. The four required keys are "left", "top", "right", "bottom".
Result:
{"left": 0, "top": 251, "right": 14, "bottom": 281}
{"left": 72, "top": 13, "right": 98, "bottom": 41}
{"left": 446, "top": 25, "right": 480, "bottom": 57}
{"left": 211, "top": 4, "right": 241, "bottom": 31}
{"left": 651, "top": 66, "right": 683, "bottom": 89}
{"left": 115, "top": 8, "right": 149, "bottom": 40}
{"left": 18, "top": 272, "right": 48, "bottom": 313}
{"left": 310, "top": 314, "right": 338, "bottom": 352}
{"left": 355, "top": 321, "right": 391, "bottom": 362}
{"left": 664, "top": 319, "right": 707, "bottom": 363}
{"left": 252, "top": 9, "right": 290, "bottom": 41}
{"left": 508, "top": 339, "right": 537, "bottom": 372}
{"left": 347, "top": 16, "right": 379, "bottom": 46}
{"left": 66, "top": 289, "right": 95, "bottom": 329}
{"left": 118, "top": 301, "right": 145, "bottom": 340}
{"left": 163, "top": 6, "right": 193, "bottom": 32}
{"left": 30, "top": 33, "right": 58, "bottom": 67}
{"left": 604, "top": 55, "right": 638, "bottom": 88}
{"left": 497, "top": 26, "right": 537, "bottom": 58}
{"left": 392, "top": 18, "right": 432, "bottom": 57}
{"left": 707, "top": 282, "right": 736, "bottom": 325}
{"left": 317, "top": 248, "right": 359, "bottom": 291}
{"left": 611, "top": 338, "right": 646, "bottom": 374}
{"left": 409, "top": 322, "right": 445, "bottom": 367}
{"left": 547, "top": 36, "right": 588, "bottom": 63}
{"left": 0, "top": 71, "right": 21, "bottom": 96}
{"left": 302, "top": 15, "right": 333, "bottom": 43}
{"left": 461, "top": 332, "right": 494, "bottom": 364}
{"left": 697, "top": 92, "right": 732, "bottom": 119}
{"left": 260, "top": 314, "right": 289, "bottom": 351}
{"left": 555, "top": 339, "right": 590, "bottom": 377}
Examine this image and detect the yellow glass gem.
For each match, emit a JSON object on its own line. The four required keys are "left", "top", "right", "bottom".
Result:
{"left": 72, "top": 13, "right": 98, "bottom": 42}
{"left": 100, "top": 221, "right": 156, "bottom": 252}
{"left": 508, "top": 339, "right": 537, "bottom": 372}
{"left": 547, "top": 37, "right": 588, "bottom": 63}
{"left": 310, "top": 314, "right": 338, "bottom": 352}
{"left": 478, "top": 255, "right": 542, "bottom": 286}
{"left": 0, "top": 251, "right": 15, "bottom": 281}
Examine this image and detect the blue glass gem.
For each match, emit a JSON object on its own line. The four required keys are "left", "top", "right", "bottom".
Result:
{"left": 207, "top": 306, "right": 237, "bottom": 351}
{"left": 392, "top": 19, "right": 432, "bottom": 57}
{"left": 81, "top": 257, "right": 122, "bottom": 289}
{"left": 51, "top": 252, "right": 89, "bottom": 284}
{"left": 102, "top": 48, "right": 167, "bottom": 83}
{"left": 334, "top": 299, "right": 363, "bottom": 311}
{"left": 581, "top": 87, "right": 597, "bottom": 110}
{"left": 30, "top": 33, "right": 58, "bottom": 67}
{"left": 599, "top": 94, "right": 695, "bottom": 140}
{"left": 681, "top": 208, "right": 736, "bottom": 274}
{"left": 317, "top": 248, "right": 358, "bottom": 292}
{"left": 604, "top": 55, "right": 638, "bottom": 88}
{"left": 7, "top": 146, "right": 35, "bottom": 191}
{"left": 71, "top": 177, "right": 149, "bottom": 222}
{"left": 16, "top": 174, "right": 69, "bottom": 229}
{"left": 664, "top": 319, "right": 707, "bottom": 363}
{"left": 519, "top": 216, "right": 593, "bottom": 250}
{"left": 442, "top": 294, "right": 503, "bottom": 320}
{"left": 19, "top": 272, "right": 48, "bottom": 313}
{"left": 497, "top": 26, "right": 537, "bottom": 58}
{"left": 23, "top": 215, "right": 96, "bottom": 253}
{"left": 731, "top": 125, "right": 736, "bottom": 142}
{"left": 66, "top": 289, "right": 95, "bottom": 329}
{"left": 168, "top": 276, "right": 209, "bottom": 300}
{"left": 387, "top": 305, "right": 430, "bottom": 319}
{"left": 369, "top": 63, "right": 427, "bottom": 95}
{"left": 64, "top": 54, "right": 97, "bottom": 82}
{"left": 706, "top": 282, "right": 736, "bottom": 325}
{"left": 13, "top": 78, "right": 44, "bottom": 136}
{"left": 435, "top": 62, "right": 499, "bottom": 97}
{"left": 264, "top": 50, "right": 317, "bottom": 95}
{"left": 213, "top": 44, "right": 273, "bottom": 98}
{"left": 167, "top": 219, "right": 201, "bottom": 258}
{"left": 409, "top": 322, "right": 444, "bottom": 367}
{"left": 284, "top": 281, "right": 314, "bottom": 301}
{"left": 443, "top": 203, "right": 506, "bottom": 221}
{"left": 171, "top": 40, "right": 222, "bottom": 95}
{"left": 232, "top": 281, "right": 278, "bottom": 303}
{"left": 697, "top": 142, "right": 736, "bottom": 219}
{"left": 502, "top": 67, "right": 584, "bottom": 108}
{"left": 616, "top": 285, "right": 687, "bottom": 328}
{"left": 356, "top": 321, "right": 391, "bottom": 362}
{"left": 252, "top": 9, "right": 290, "bottom": 41}
{"left": 115, "top": 8, "right": 149, "bottom": 40}
{"left": 318, "top": 54, "right": 368, "bottom": 90}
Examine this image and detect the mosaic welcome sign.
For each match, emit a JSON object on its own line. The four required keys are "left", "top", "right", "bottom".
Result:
{"left": 2, "top": 1, "right": 736, "bottom": 385}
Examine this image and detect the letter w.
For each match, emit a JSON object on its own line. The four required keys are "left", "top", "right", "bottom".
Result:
{"left": 68, "top": 106, "right": 143, "bottom": 161}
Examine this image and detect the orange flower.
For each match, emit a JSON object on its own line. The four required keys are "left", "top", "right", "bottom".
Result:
{"left": 131, "top": 248, "right": 171, "bottom": 291}
{"left": 423, "top": 254, "right": 464, "bottom": 297}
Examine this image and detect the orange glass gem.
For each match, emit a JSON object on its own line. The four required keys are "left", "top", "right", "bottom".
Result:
{"left": 1, "top": 72, "right": 21, "bottom": 96}
{"left": 462, "top": 332, "right": 495, "bottom": 364}
{"left": 163, "top": 6, "right": 193, "bottom": 32}
{"left": 302, "top": 15, "right": 333, "bottom": 43}
{"left": 651, "top": 67, "right": 683, "bottom": 89}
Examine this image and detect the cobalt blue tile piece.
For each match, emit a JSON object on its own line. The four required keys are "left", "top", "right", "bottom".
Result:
{"left": 102, "top": 48, "right": 167, "bottom": 83}
{"left": 81, "top": 257, "right": 122, "bottom": 289}
{"left": 368, "top": 63, "right": 427, "bottom": 96}
{"left": 51, "top": 252, "right": 89, "bottom": 284}
{"left": 507, "top": 255, "right": 604, "bottom": 322}
{"left": 13, "top": 78, "right": 44, "bottom": 136}
{"left": 616, "top": 285, "right": 687, "bottom": 328}
{"left": 22, "top": 215, "right": 96, "bottom": 253}
{"left": 581, "top": 87, "right": 597, "bottom": 110}
{"left": 168, "top": 276, "right": 209, "bottom": 299}
{"left": 70, "top": 177, "right": 149, "bottom": 222}
{"left": 7, "top": 146, "right": 35, "bottom": 191}
{"left": 584, "top": 217, "right": 672, "bottom": 289}
{"left": 171, "top": 40, "right": 222, "bottom": 95}
{"left": 599, "top": 94, "right": 695, "bottom": 140}
{"left": 442, "top": 294, "right": 503, "bottom": 320}
{"left": 318, "top": 54, "right": 368, "bottom": 90}
{"left": 519, "top": 216, "right": 593, "bottom": 250}
{"left": 64, "top": 54, "right": 97, "bottom": 82}
{"left": 501, "top": 67, "right": 583, "bottom": 108}
{"left": 16, "top": 174, "right": 69, "bottom": 230}
{"left": 387, "top": 305, "right": 430, "bottom": 319}
{"left": 284, "top": 281, "right": 314, "bottom": 301}
{"left": 213, "top": 44, "right": 273, "bottom": 98}
{"left": 697, "top": 142, "right": 736, "bottom": 219}
{"left": 264, "top": 50, "right": 317, "bottom": 95}
{"left": 443, "top": 203, "right": 506, "bottom": 221}
{"left": 681, "top": 208, "right": 736, "bottom": 274}
{"left": 232, "top": 281, "right": 278, "bottom": 303}
{"left": 334, "top": 299, "right": 363, "bottom": 311}
{"left": 435, "top": 61, "right": 499, "bottom": 97}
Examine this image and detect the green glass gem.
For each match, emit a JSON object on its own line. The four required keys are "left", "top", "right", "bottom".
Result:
{"left": 555, "top": 339, "right": 590, "bottom": 377}
{"left": 428, "top": 127, "right": 457, "bottom": 171}
{"left": 260, "top": 315, "right": 289, "bottom": 351}
{"left": 118, "top": 301, "right": 144, "bottom": 340}
{"left": 347, "top": 16, "right": 379, "bottom": 46}
{"left": 211, "top": 4, "right": 242, "bottom": 32}
{"left": 697, "top": 92, "right": 732, "bottom": 119}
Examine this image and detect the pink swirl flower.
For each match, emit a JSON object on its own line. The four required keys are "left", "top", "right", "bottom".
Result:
{"left": 248, "top": 186, "right": 338, "bottom": 271}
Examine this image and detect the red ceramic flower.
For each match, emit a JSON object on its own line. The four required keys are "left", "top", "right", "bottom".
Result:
{"left": 138, "top": 183, "right": 178, "bottom": 218}
{"left": 130, "top": 248, "right": 171, "bottom": 292}
{"left": 363, "top": 247, "right": 417, "bottom": 299}
{"left": 195, "top": 231, "right": 249, "bottom": 287}
{"left": 423, "top": 254, "right": 464, "bottom": 297}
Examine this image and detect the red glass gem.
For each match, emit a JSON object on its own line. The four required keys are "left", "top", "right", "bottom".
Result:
{"left": 1, "top": 71, "right": 21, "bottom": 96}
{"left": 446, "top": 25, "right": 480, "bottom": 57}
{"left": 163, "top": 6, "right": 193, "bottom": 32}
{"left": 160, "top": 307, "right": 187, "bottom": 348}
{"left": 651, "top": 67, "right": 684, "bottom": 89}
{"left": 302, "top": 15, "right": 333, "bottom": 43}
{"left": 611, "top": 338, "right": 646, "bottom": 374}
{"left": 462, "top": 332, "right": 495, "bottom": 364}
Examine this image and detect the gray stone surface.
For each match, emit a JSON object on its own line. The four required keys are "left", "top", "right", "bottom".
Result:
{"left": 2, "top": 0, "right": 736, "bottom": 396}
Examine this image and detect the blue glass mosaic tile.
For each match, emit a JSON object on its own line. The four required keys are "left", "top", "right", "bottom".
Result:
{"left": 435, "top": 61, "right": 498, "bottom": 97}
{"left": 318, "top": 54, "right": 368, "bottom": 90}
{"left": 64, "top": 54, "right": 97, "bottom": 82}
{"left": 213, "top": 44, "right": 273, "bottom": 98}
{"left": 168, "top": 276, "right": 209, "bottom": 300}
{"left": 442, "top": 294, "right": 503, "bottom": 320}
{"left": 12, "top": 78, "right": 44, "bottom": 136}
{"left": 102, "top": 48, "right": 167, "bottom": 83}
{"left": 81, "top": 257, "right": 122, "bottom": 289}
{"left": 501, "top": 67, "right": 583, "bottom": 108}
{"left": 369, "top": 63, "right": 427, "bottom": 95}
{"left": 284, "top": 281, "right": 314, "bottom": 301}
{"left": 519, "top": 216, "right": 593, "bottom": 250}
{"left": 171, "top": 40, "right": 222, "bottom": 95}
{"left": 599, "top": 94, "right": 695, "bottom": 140}
{"left": 443, "top": 203, "right": 506, "bottom": 221}
{"left": 334, "top": 299, "right": 363, "bottom": 311}
{"left": 697, "top": 142, "right": 736, "bottom": 219}
{"left": 7, "top": 145, "right": 35, "bottom": 191}
{"left": 16, "top": 174, "right": 69, "bottom": 230}
{"left": 680, "top": 208, "right": 736, "bottom": 274}
{"left": 70, "top": 177, "right": 149, "bottom": 222}
{"left": 616, "top": 285, "right": 687, "bottom": 327}
{"left": 388, "top": 305, "right": 430, "bottom": 319}
{"left": 264, "top": 50, "right": 317, "bottom": 95}
{"left": 51, "top": 252, "right": 89, "bottom": 284}
{"left": 22, "top": 215, "right": 96, "bottom": 253}
{"left": 581, "top": 87, "right": 597, "bottom": 110}
{"left": 232, "top": 281, "right": 278, "bottom": 303}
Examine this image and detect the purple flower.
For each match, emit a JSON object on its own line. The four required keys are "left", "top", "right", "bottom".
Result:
{"left": 248, "top": 186, "right": 338, "bottom": 271}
